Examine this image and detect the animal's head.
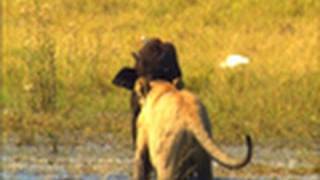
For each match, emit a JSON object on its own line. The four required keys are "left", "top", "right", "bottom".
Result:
{"left": 112, "top": 38, "right": 183, "bottom": 90}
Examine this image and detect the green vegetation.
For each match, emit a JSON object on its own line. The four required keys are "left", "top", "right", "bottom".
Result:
{"left": 2, "top": 0, "right": 320, "bottom": 151}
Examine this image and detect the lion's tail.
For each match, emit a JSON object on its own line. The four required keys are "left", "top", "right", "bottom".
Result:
{"left": 189, "top": 116, "right": 253, "bottom": 169}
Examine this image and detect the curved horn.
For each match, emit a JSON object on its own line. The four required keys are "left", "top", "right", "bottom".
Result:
{"left": 131, "top": 52, "right": 140, "bottom": 62}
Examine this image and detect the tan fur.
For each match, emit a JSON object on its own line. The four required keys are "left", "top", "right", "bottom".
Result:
{"left": 133, "top": 78, "right": 252, "bottom": 180}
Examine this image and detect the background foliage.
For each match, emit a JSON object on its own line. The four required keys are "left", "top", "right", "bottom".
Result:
{"left": 2, "top": 0, "right": 320, "bottom": 151}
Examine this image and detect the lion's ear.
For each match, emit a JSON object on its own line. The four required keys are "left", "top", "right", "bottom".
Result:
{"left": 112, "top": 67, "right": 138, "bottom": 90}
{"left": 134, "top": 78, "right": 150, "bottom": 103}
{"left": 172, "top": 77, "right": 184, "bottom": 89}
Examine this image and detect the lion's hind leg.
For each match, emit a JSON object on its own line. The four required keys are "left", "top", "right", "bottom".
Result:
{"left": 133, "top": 126, "right": 151, "bottom": 180}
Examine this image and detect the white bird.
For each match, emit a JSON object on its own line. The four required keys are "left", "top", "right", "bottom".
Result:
{"left": 220, "top": 54, "right": 250, "bottom": 68}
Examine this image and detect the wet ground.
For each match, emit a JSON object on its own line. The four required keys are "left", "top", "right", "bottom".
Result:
{"left": 1, "top": 141, "right": 319, "bottom": 180}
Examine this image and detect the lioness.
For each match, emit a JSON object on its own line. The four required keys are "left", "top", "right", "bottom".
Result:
{"left": 133, "top": 78, "right": 253, "bottom": 180}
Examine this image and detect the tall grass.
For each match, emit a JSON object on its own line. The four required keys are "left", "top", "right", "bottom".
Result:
{"left": 2, "top": 0, "right": 320, "bottom": 150}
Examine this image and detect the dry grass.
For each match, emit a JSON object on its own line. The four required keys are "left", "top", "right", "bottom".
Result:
{"left": 2, "top": 0, "right": 320, "bottom": 151}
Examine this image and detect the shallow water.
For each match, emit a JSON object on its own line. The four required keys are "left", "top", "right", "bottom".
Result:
{"left": 1, "top": 142, "right": 319, "bottom": 180}
{"left": 1, "top": 172, "right": 319, "bottom": 180}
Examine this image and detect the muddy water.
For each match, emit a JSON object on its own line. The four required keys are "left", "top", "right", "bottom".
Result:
{"left": 1, "top": 142, "right": 319, "bottom": 180}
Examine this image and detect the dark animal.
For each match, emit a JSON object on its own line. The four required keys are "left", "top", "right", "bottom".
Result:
{"left": 112, "top": 38, "right": 183, "bottom": 145}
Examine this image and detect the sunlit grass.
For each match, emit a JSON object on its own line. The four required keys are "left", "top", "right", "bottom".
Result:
{"left": 2, "top": 0, "right": 320, "bottom": 150}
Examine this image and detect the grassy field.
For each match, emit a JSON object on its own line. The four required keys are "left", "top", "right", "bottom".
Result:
{"left": 2, "top": 0, "right": 320, "bottom": 153}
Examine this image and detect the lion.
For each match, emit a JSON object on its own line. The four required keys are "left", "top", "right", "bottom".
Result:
{"left": 112, "top": 38, "right": 184, "bottom": 178}
{"left": 133, "top": 78, "right": 253, "bottom": 180}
